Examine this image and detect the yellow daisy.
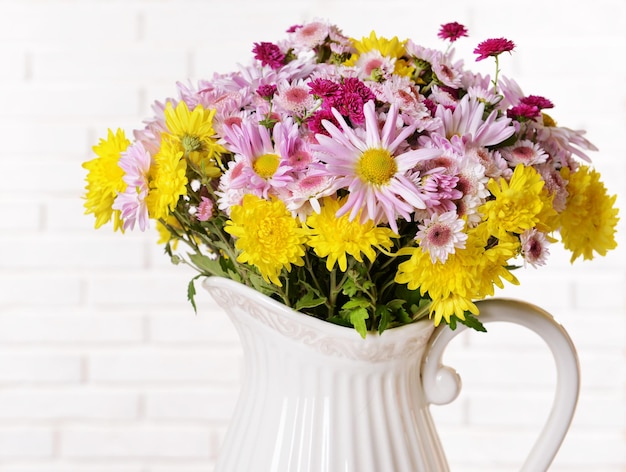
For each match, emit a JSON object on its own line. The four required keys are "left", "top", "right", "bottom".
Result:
{"left": 559, "top": 165, "right": 619, "bottom": 262}
{"left": 163, "top": 101, "right": 224, "bottom": 177}
{"left": 224, "top": 195, "right": 308, "bottom": 286}
{"left": 304, "top": 197, "right": 398, "bottom": 272}
{"left": 480, "top": 164, "right": 545, "bottom": 238}
{"left": 82, "top": 128, "right": 130, "bottom": 231}
{"left": 145, "top": 137, "right": 188, "bottom": 221}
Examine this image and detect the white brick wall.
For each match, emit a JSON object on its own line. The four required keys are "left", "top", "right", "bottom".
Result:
{"left": 0, "top": 0, "right": 624, "bottom": 470}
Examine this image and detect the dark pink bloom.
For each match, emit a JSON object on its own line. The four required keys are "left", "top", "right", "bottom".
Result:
{"left": 473, "top": 38, "right": 515, "bottom": 61}
{"left": 252, "top": 42, "right": 285, "bottom": 69}
{"left": 438, "top": 22, "right": 468, "bottom": 42}
{"left": 422, "top": 98, "right": 438, "bottom": 116}
{"left": 341, "top": 77, "right": 375, "bottom": 101}
{"left": 257, "top": 84, "right": 278, "bottom": 99}
{"left": 308, "top": 78, "right": 341, "bottom": 101}
{"left": 307, "top": 108, "right": 340, "bottom": 136}
{"left": 286, "top": 24, "right": 302, "bottom": 33}
{"left": 507, "top": 103, "right": 541, "bottom": 120}
{"left": 520, "top": 95, "right": 554, "bottom": 110}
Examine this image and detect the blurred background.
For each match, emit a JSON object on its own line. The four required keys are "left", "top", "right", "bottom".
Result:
{"left": 0, "top": 0, "right": 624, "bottom": 471}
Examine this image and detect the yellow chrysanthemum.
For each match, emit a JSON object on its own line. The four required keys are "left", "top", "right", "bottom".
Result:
{"left": 344, "top": 31, "right": 412, "bottom": 77}
{"left": 350, "top": 31, "right": 406, "bottom": 59}
{"left": 395, "top": 227, "right": 519, "bottom": 326}
{"left": 156, "top": 216, "right": 182, "bottom": 249}
{"left": 471, "top": 226, "right": 520, "bottom": 296}
{"left": 304, "top": 197, "right": 398, "bottom": 272}
{"left": 145, "top": 137, "right": 188, "bottom": 221}
{"left": 82, "top": 128, "right": 130, "bottom": 231}
{"left": 480, "top": 164, "right": 545, "bottom": 238}
{"left": 559, "top": 165, "right": 619, "bottom": 262}
{"left": 164, "top": 101, "right": 224, "bottom": 178}
{"left": 224, "top": 195, "right": 308, "bottom": 286}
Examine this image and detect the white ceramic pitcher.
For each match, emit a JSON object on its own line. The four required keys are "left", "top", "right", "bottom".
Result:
{"left": 204, "top": 276, "right": 579, "bottom": 472}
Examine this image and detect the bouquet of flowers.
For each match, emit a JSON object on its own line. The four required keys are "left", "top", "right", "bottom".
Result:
{"left": 83, "top": 20, "right": 619, "bottom": 337}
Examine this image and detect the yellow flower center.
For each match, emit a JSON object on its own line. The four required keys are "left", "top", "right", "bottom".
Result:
{"left": 253, "top": 153, "right": 280, "bottom": 178}
{"left": 542, "top": 113, "right": 557, "bottom": 127}
{"left": 357, "top": 148, "right": 397, "bottom": 185}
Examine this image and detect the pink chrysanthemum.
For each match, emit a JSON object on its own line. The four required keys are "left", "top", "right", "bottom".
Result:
{"left": 438, "top": 22, "right": 468, "bottom": 43}
{"left": 196, "top": 196, "right": 214, "bottom": 222}
{"left": 274, "top": 79, "right": 318, "bottom": 117}
{"left": 221, "top": 118, "right": 297, "bottom": 198}
{"left": 501, "top": 139, "right": 548, "bottom": 166}
{"left": 520, "top": 228, "right": 550, "bottom": 268}
{"left": 431, "top": 55, "right": 463, "bottom": 89}
{"left": 420, "top": 170, "right": 462, "bottom": 213}
{"left": 281, "top": 168, "right": 336, "bottom": 220}
{"left": 112, "top": 141, "right": 152, "bottom": 231}
{"left": 415, "top": 210, "right": 467, "bottom": 263}
{"left": 435, "top": 95, "right": 515, "bottom": 147}
{"left": 313, "top": 100, "right": 441, "bottom": 233}
{"left": 292, "top": 21, "right": 330, "bottom": 49}
{"left": 474, "top": 37, "right": 515, "bottom": 61}
{"left": 352, "top": 50, "right": 396, "bottom": 79}
{"left": 215, "top": 158, "right": 249, "bottom": 215}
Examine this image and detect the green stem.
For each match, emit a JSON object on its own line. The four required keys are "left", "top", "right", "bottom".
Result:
{"left": 492, "top": 55, "right": 500, "bottom": 94}
{"left": 412, "top": 302, "right": 432, "bottom": 321}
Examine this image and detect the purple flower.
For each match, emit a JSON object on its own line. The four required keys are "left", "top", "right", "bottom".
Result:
{"left": 252, "top": 42, "right": 285, "bottom": 69}
{"left": 473, "top": 38, "right": 515, "bottom": 61}
{"left": 438, "top": 22, "right": 468, "bottom": 42}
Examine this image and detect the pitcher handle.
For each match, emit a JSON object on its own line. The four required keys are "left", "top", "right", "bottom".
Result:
{"left": 421, "top": 298, "right": 580, "bottom": 472}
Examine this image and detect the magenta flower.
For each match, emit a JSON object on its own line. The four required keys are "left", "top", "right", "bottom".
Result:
{"left": 438, "top": 22, "right": 468, "bottom": 42}
{"left": 256, "top": 84, "right": 277, "bottom": 100}
{"left": 507, "top": 103, "right": 541, "bottom": 120}
{"left": 473, "top": 38, "right": 515, "bottom": 61}
{"left": 308, "top": 78, "right": 341, "bottom": 100}
{"left": 252, "top": 42, "right": 285, "bottom": 69}
{"left": 307, "top": 108, "right": 340, "bottom": 137}
{"left": 520, "top": 95, "right": 554, "bottom": 110}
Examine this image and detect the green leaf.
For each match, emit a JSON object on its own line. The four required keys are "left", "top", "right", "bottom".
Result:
{"left": 341, "top": 297, "right": 370, "bottom": 311}
{"left": 457, "top": 313, "right": 487, "bottom": 333}
{"left": 376, "top": 304, "right": 391, "bottom": 335}
{"left": 188, "top": 253, "right": 228, "bottom": 277}
{"left": 187, "top": 276, "right": 200, "bottom": 314}
{"left": 294, "top": 291, "right": 327, "bottom": 311}
{"left": 341, "top": 277, "right": 359, "bottom": 297}
{"left": 349, "top": 307, "right": 369, "bottom": 339}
